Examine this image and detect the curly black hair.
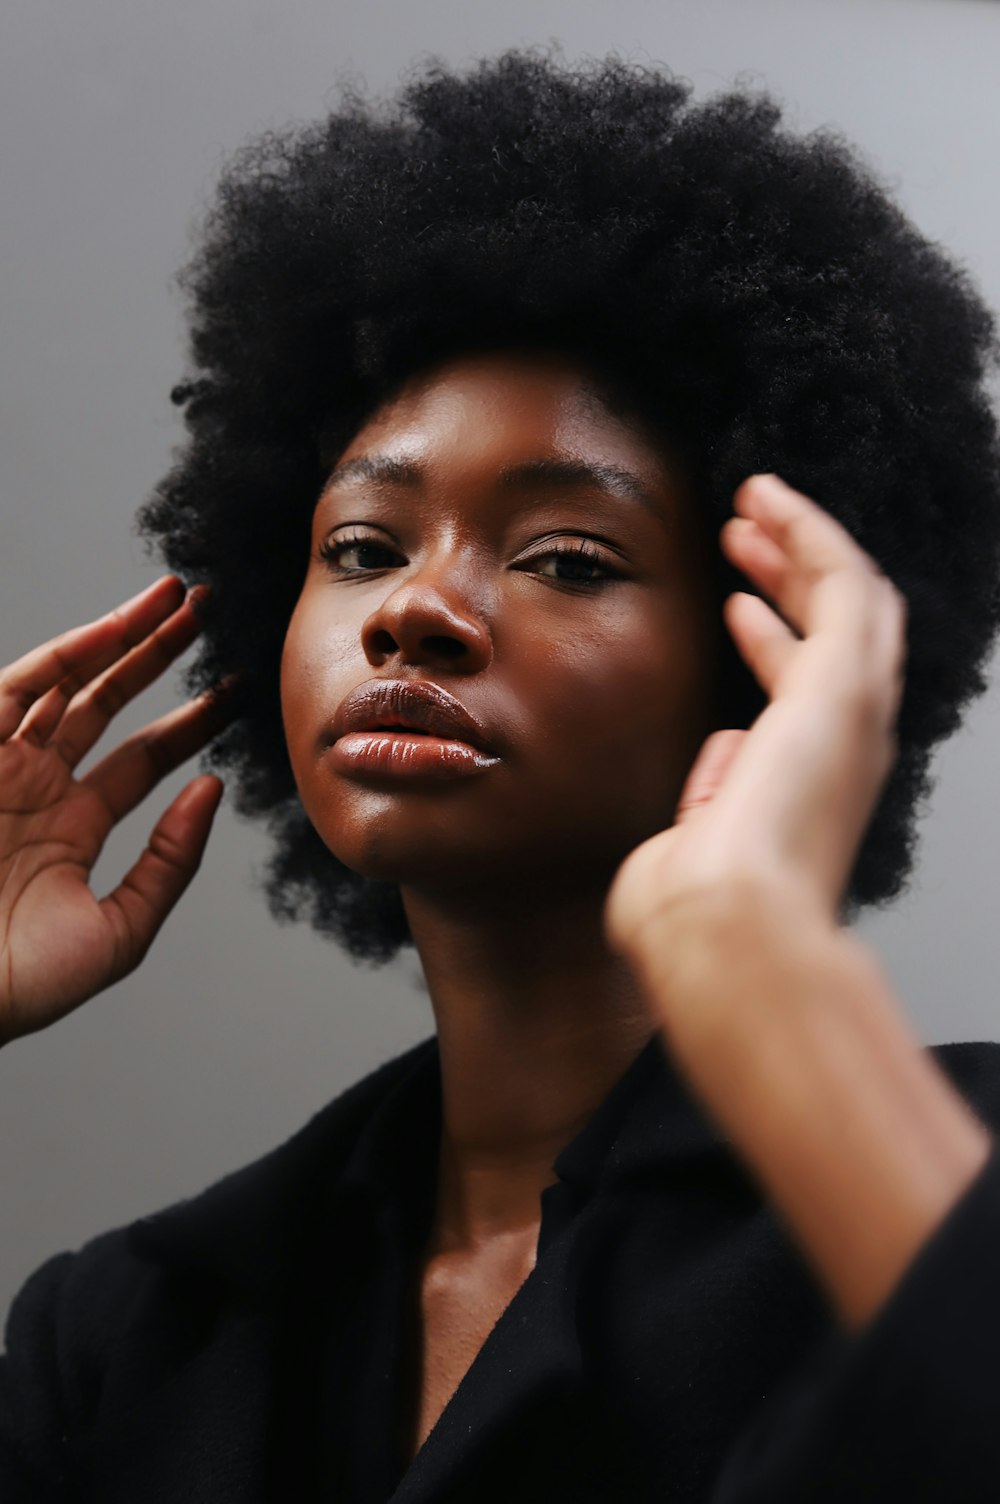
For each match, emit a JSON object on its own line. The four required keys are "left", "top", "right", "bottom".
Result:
{"left": 136, "top": 47, "right": 1000, "bottom": 964}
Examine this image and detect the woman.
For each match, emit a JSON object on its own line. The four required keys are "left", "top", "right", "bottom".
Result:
{"left": 2, "top": 48, "right": 1000, "bottom": 1502}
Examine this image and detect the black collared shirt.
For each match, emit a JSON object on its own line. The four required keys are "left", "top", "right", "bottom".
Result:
{"left": 4, "top": 1031, "right": 1000, "bottom": 1501}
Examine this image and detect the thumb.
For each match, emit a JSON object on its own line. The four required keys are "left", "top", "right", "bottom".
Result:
{"left": 604, "top": 729, "right": 748, "bottom": 956}
{"left": 673, "top": 729, "right": 747, "bottom": 825}
{"left": 99, "top": 775, "right": 224, "bottom": 983}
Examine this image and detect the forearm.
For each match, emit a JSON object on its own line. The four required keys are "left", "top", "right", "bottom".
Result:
{"left": 628, "top": 886, "right": 993, "bottom": 1332}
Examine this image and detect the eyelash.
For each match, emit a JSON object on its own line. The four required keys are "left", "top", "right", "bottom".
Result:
{"left": 316, "top": 530, "right": 622, "bottom": 587}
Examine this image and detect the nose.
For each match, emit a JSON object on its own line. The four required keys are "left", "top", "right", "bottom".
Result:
{"left": 359, "top": 558, "right": 493, "bottom": 674}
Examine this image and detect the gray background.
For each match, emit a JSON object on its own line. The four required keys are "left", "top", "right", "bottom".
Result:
{"left": 2, "top": 0, "right": 999, "bottom": 1315}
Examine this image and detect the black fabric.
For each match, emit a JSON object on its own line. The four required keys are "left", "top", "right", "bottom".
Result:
{"left": 3, "top": 1032, "right": 1000, "bottom": 1501}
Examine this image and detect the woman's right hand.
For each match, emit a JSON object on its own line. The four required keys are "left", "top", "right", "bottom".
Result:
{"left": 0, "top": 574, "right": 234, "bottom": 1048}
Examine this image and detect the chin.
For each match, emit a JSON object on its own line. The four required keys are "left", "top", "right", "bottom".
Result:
{"left": 309, "top": 799, "right": 497, "bottom": 888}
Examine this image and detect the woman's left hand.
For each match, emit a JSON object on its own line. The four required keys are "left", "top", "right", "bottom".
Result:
{"left": 605, "top": 471, "right": 908, "bottom": 961}
{"left": 605, "top": 474, "right": 994, "bottom": 1335}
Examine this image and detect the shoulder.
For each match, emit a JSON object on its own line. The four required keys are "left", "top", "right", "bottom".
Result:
{"left": 2, "top": 1036, "right": 438, "bottom": 1426}
{"left": 126, "top": 1032, "right": 437, "bottom": 1286}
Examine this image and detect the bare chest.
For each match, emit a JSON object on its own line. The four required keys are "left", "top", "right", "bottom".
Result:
{"left": 397, "top": 1232, "right": 538, "bottom": 1466}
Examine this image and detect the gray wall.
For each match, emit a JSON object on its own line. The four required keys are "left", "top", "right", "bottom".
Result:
{"left": 2, "top": 0, "right": 999, "bottom": 1314}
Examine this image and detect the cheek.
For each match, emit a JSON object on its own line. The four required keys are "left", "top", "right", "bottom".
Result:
{"left": 502, "top": 592, "right": 719, "bottom": 860}
{"left": 279, "top": 593, "right": 360, "bottom": 765}
{"left": 526, "top": 595, "right": 713, "bottom": 775}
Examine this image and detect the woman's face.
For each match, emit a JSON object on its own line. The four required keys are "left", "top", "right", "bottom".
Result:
{"left": 280, "top": 349, "right": 723, "bottom": 901}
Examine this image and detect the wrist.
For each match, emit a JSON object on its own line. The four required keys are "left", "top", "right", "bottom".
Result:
{"left": 627, "top": 889, "right": 993, "bottom": 1328}
{"left": 622, "top": 876, "right": 838, "bottom": 1061}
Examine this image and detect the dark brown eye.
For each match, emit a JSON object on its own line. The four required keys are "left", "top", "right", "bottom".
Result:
{"left": 528, "top": 540, "right": 619, "bottom": 586}
{"left": 317, "top": 531, "right": 402, "bottom": 572}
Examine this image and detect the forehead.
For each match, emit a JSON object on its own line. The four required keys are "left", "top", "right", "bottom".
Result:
{"left": 335, "top": 349, "right": 674, "bottom": 481}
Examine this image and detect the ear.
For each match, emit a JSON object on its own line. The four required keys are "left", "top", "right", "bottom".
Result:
{"left": 673, "top": 728, "right": 747, "bottom": 826}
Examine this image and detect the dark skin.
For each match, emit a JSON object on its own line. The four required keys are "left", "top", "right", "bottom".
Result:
{"left": 280, "top": 348, "right": 724, "bottom": 1456}
{"left": 0, "top": 345, "right": 988, "bottom": 1470}
{"left": 0, "top": 340, "right": 722, "bottom": 1464}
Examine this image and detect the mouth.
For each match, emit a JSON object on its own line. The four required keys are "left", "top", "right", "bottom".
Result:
{"left": 330, "top": 678, "right": 496, "bottom": 751}
{"left": 327, "top": 679, "right": 500, "bottom": 781}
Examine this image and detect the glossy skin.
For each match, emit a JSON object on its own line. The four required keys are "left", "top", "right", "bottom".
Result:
{"left": 280, "top": 348, "right": 725, "bottom": 1460}
{"left": 0, "top": 346, "right": 721, "bottom": 1467}
{"left": 281, "top": 350, "right": 722, "bottom": 902}
{"left": 2, "top": 349, "right": 987, "bottom": 1468}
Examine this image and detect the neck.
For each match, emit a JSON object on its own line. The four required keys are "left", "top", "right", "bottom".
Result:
{"left": 401, "top": 882, "right": 655, "bottom": 1255}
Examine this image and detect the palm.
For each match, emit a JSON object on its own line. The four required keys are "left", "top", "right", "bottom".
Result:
{"left": 0, "top": 577, "right": 230, "bottom": 1048}
{"left": 605, "top": 473, "right": 906, "bottom": 957}
{"left": 1, "top": 742, "right": 120, "bottom": 1031}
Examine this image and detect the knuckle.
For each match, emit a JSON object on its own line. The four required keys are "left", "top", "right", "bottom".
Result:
{"left": 115, "top": 610, "right": 148, "bottom": 655}
{"left": 147, "top": 823, "right": 194, "bottom": 877}
{"left": 56, "top": 669, "right": 86, "bottom": 703}
{"left": 0, "top": 675, "right": 29, "bottom": 713}
{"left": 91, "top": 676, "right": 127, "bottom": 719}
{"left": 141, "top": 733, "right": 173, "bottom": 781}
{"left": 13, "top": 720, "right": 48, "bottom": 750}
{"left": 148, "top": 624, "right": 175, "bottom": 667}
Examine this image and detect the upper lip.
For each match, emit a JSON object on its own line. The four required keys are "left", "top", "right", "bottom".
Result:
{"left": 330, "top": 679, "right": 496, "bottom": 753}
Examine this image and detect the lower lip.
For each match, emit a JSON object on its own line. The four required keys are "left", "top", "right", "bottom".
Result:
{"left": 329, "top": 730, "right": 500, "bottom": 780}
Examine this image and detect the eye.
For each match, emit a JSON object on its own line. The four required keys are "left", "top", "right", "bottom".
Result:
{"left": 520, "top": 539, "right": 622, "bottom": 587}
{"left": 317, "top": 527, "right": 403, "bottom": 574}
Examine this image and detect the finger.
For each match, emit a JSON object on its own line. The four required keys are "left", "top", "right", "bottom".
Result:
{"left": 722, "top": 590, "right": 798, "bottom": 696}
{"left": 98, "top": 775, "right": 224, "bottom": 984}
{"left": 47, "top": 587, "right": 208, "bottom": 770}
{"left": 18, "top": 585, "right": 206, "bottom": 758}
{"left": 674, "top": 728, "right": 747, "bottom": 825}
{"left": 732, "top": 475, "right": 887, "bottom": 644}
{"left": 3, "top": 576, "right": 185, "bottom": 744}
{"left": 80, "top": 683, "right": 236, "bottom": 826}
{"left": 734, "top": 474, "right": 873, "bottom": 576}
{"left": 720, "top": 516, "right": 798, "bottom": 624}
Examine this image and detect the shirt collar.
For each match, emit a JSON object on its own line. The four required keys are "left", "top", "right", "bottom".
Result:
{"left": 327, "top": 1029, "right": 726, "bottom": 1219}
{"left": 552, "top": 1029, "right": 726, "bottom": 1193}
{"left": 129, "top": 1029, "right": 725, "bottom": 1298}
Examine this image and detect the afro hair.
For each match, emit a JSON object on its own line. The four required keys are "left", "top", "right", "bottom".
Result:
{"left": 136, "top": 47, "right": 1000, "bottom": 964}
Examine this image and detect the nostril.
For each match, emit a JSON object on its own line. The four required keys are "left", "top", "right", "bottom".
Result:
{"left": 423, "top": 635, "right": 466, "bottom": 660}
{"left": 368, "top": 628, "right": 398, "bottom": 656}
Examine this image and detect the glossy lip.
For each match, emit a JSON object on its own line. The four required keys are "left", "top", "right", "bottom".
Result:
{"left": 329, "top": 730, "right": 499, "bottom": 780}
{"left": 329, "top": 678, "right": 497, "bottom": 755}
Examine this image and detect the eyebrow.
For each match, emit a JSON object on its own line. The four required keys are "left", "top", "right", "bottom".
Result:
{"left": 325, "top": 454, "right": 668, "bottom": 525}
